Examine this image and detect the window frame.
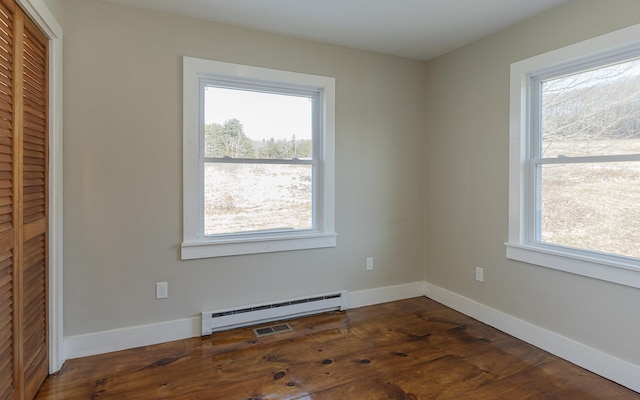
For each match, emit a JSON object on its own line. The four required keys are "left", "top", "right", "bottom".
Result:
{"left": 506, "top": 23, "right": 640, "bottom": 289}
{"left": 182, "top": 57, "right": 336, "bottom": 260}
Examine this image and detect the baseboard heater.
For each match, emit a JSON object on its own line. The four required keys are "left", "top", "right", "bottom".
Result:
{"left": 201, "top": 290, "right": 349, "bottom": 336}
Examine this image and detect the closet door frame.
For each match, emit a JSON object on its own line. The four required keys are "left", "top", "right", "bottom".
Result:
{"left": 15, "top": 0, "right": 62, "bottom": 374}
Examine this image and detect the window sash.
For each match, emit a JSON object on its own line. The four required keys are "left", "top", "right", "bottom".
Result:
{"left": 196, "top": 76, "right": 323, "bottom": 240}
{"left": 527, "top": 60, "right": 640, "bottom": 251}
{"left": 203, "top": 157, "right": 316, "bottom": 165}
{"left": 531, "top": 154, "right": 640, "bottom": 165}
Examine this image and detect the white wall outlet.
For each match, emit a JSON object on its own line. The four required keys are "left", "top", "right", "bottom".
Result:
{"left": 366, "top": 257, "right": 374, "bottom": 271}
{"left": 156, "top": 282, "right": 168, "bottom": 299}
{"left": 475, "top": 267, "right": 484, "bottom": 282}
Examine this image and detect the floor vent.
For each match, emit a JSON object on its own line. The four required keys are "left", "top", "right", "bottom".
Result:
{"left": 201, "top": 290, "right": 348, "bottom": 336}
{"left": 253, "top": 323, "right": 293, "bottom": 338}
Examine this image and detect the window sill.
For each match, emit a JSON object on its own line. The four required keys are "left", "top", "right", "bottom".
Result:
{"left": 505, "top": 242, "right": 640, "bottom": 289}
{"left": 181, "top": 231, "right": 337, "bottom": 260}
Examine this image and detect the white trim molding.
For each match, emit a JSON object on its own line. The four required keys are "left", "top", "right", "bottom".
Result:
{"left": 16, "top": 0, "right": 64, "bottom": 374}
{"left": 507, "top": 22, "right": 640, "bottom": 289}
{"left": 65, "top": 317, "right": 201, "bottom": 360}
{"left": 424, "top": 282, "right": 640, "bottom": 393}
{"left": 348, "top": 281, "right": 425, "bottom": 309}
{"left": 506, "top": 243, "right": 640, "bottom": 289}
{"left": 182, "top": 57, "right": 337, "bottom": 259}
{"left": 64, "top": 281, "right": 425, "bottom": 360}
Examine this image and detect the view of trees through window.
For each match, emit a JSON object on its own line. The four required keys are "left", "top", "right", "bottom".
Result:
{"left": 538, "top": 58, "right": 640, "bottom": 258}
{"left": 204, "top": 119, "right": 312, "bottom": 160}
{"left": 203, "top": 86, "right": 315, "bottom": 236}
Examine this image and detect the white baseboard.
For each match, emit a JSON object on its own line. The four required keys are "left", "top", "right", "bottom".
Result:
{"left": 424, "top": 282, "right": 640, "bottom": 393}
{"left": 64, "top": 281, "right": 425, "bottom": 360}
{"left": 64, "top": 317, "right": 200, "bottom": 360}
{"left": 348, "top": 281, "right": 426, "bottom": 309}
{"left": 68, "top": 279, "right": 640, "bottom": 393}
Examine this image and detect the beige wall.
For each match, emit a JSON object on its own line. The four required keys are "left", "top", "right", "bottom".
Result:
{"left": 56, "top": 0, "right": 640, "bottom": 368}
{"left": 60, "top": 0, "right": 426, "bottom": 335}
{"left": 424, "top": 0, "right": 640, "bottom": 365}
{"left": 41, "top": 0, "right": 63, "bottom": 24}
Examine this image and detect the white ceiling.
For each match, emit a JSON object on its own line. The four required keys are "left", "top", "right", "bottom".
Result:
{"left": 99, "top": 0, "right": 571, "bottom": 60}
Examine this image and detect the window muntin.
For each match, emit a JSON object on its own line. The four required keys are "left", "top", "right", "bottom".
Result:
{"left": 531, "top": 57, "right": 640, "bottom": 260}
{"left": 182, "top": 57, "right": 336, "bottom": 259}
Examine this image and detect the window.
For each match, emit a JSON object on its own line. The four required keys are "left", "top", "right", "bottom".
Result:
{"left": 507, "top": 23, "right": 640, "bottom": 288}
{"left": 182, "top": 57, "right": 336, "bottom": 259}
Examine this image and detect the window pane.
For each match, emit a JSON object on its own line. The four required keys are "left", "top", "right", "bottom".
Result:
{"left": 204, "top": 163, "right": 313, "bottom": 235}
{"left": 204, "top": 86, "right": 313, "bottom": 160}
{"left": 541, "top": 58, "right": 640, "bottom": 158}
{"left": 539, "top": 162, "right": 640, "bottom": 258}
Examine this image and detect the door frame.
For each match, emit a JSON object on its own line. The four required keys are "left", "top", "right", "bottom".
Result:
{"left": 16, "top": 0, "right": 63, "bottom": 373}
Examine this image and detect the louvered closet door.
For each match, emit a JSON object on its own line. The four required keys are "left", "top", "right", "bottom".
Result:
{"left": 20, "top": 12, "right": 48, "bottom": 400}
{"left": 0, "top": 1, "right": 16, "bottom": 399}
{"left": 0, "top": 0, "right": 48, "bottom": 399}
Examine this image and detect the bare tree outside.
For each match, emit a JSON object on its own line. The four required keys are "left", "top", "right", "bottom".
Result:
{"left": 539, "top": 58, "right": 640, "bottom": 258}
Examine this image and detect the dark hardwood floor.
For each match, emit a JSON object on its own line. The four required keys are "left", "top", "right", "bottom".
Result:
{"left": 36, "top": 297, "right": 639, "bottom": 399}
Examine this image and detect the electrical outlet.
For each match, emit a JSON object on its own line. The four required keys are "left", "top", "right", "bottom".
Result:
{"left": 475, "top": 267, "right": 484, "bottom": 282}
{"left": 366, "top": 257, "right": 374, "bottom": 271}
{"left": 156, "top": 282, "right": 168, "bottom": 299}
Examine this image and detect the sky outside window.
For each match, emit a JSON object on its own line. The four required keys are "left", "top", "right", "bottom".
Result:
{"left": 205, "top": 86, "right": 313, "bottom": 142}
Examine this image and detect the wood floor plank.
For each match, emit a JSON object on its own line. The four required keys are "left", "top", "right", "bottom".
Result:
{"left": 307, "top": 354, "right": 494, "bottom": 400}
{"left": 450, "top": 358, "right": 636, "bottom": 400}
{"left": 35, "top": 297, "right": 640, "bottom": 400}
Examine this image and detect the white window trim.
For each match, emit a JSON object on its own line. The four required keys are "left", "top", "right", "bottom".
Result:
{"left": 507, "top": 23, "right": 640, "bottom": 289}
{"left": 182, "top": 57, "right": 336, "bottom": 260}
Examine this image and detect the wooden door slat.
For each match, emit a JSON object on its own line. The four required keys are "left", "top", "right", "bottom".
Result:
{"left": 0, "top": 3, "right": 48, "bottom": 400}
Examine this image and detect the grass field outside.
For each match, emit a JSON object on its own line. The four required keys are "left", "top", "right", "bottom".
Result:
{"left": 540, "top": 138, "right": 640, "bottom": 259}
{"left": 204, "top": 163, "right": 312, "bottom": 236}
